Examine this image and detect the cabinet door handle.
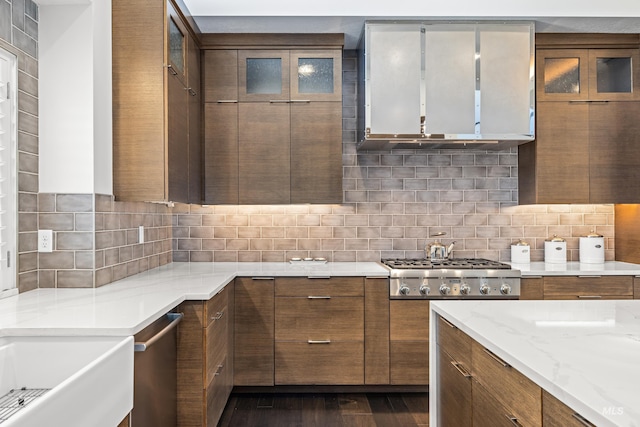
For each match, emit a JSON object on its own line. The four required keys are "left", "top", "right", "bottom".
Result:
{"left": 505, "top": 415, "right": 523, "bottom": 426}
{"left": 211, "top": 311, "right": 224, "bottom": 321}
{"left": 308, "top": 295, "right": 331, "bottom": 299}
{"left": 440, "top": 317, "right": 456, "bottom": 328}
{"left": 187, "top": 88, "right": 197, "bottom": 96}
{"left": 269, "top": 100, "right": 290, "bottom": 103}
{"left": 214, "top": 364, "right": 224, "bottom": 376}
{"left": 578, "top": 275, "right": 602, "bottom": 278}
{"left": 308, "top": 340, "right": 331, "bottom": 344}
{"left": 290, "top": 99, "right": 311, "bottom": 103}
{"left": 483, "top": 348, "right": 511, "bottom": 368}
{"left": 252, "top": 277, "right": 274, "bottom": 280}
{"left": 167, "top": 64, "right": 178, "bottom": 76}
{"left": 451, "top": 361, "right": 472, "bottom": 378}
{"left": 572, "top": 413, "right": 596, "bottom": 427}
{"left": 217, "top": 100, "right": 238, "bottom": 103}
{"left": 577, "top": 295, "right": 602, "bottom": 299}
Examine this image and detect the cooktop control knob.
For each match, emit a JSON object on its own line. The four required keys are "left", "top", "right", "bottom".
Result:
{"left": 480, "top": 284, "right": 491, "bottom": 295}
{"left": 419, "top": 285, "right": 430, "bottom": 295}
{"left": 500, "top": 284, "right": 512, "bottom": 295}
{"left": 439, "top": 284, "right": 451, "bottom": 295}
{"left": 399, "top": 286, "right": 410, "bottom": 295}
{"left": 460, "top": 284, "right": 471, "bottom": 295}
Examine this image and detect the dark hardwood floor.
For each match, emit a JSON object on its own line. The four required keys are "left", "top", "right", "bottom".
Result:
{"left": 217, "top": 393, "right": 429, "bottom": 427}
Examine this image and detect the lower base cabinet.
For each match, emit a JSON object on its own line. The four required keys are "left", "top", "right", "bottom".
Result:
{"left": 177, "top": 284, "right": 234, "bottom": 427}
{"left": 436, "top": 313, "right": 596, "bottom": 426}
{"left": 390, "top": 300, "right": 429, "bottom": 385}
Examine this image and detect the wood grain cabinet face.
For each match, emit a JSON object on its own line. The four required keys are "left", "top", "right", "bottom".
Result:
{"left": 520, "top": 36, "right": 640, "bottom": 204}
{"left": 202, "top": 44, "right": 343, "bottom": 204}
{"left": 543, "top": 276, "right": 633, "bottom": 300}
{"left": 274, "top": 277, "right": 365, "bottom": 385}
{"left": 389, "top": 300, "right": 429, "bottom": 385}
{"left": 177, "top": 284, "right": 233, "bottom": 427}
{"left": 542, "top": 390, "right": 597, "bottom": 427}
{"left": 112, "top": 0, "right": 201, "bottom": 203}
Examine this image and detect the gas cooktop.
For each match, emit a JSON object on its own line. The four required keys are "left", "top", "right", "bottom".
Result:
{"left": 381, "top": 258, "right": 512, "bottom": 270}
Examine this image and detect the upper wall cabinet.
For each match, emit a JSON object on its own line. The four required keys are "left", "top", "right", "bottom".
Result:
{"left": 519, "top": 34, "right": 640, "bottom": 204}
{"left": 357, "top": 21, "right": 535, "bottom": 150}
{"left": 202, "top": 35, "right": 343, "bottom": 205}
{"left": 112, "top": 0, "right": 201, "bottom": 204}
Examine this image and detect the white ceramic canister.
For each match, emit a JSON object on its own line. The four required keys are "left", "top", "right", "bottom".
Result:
{"left": 579, "top": 230, "right": 605, "bottom": 264}
{"left": 511, "top": 239, "right": 530, "bottom": 263}
{"left": 544, "top": 235, "right": 567, "bottom": 263}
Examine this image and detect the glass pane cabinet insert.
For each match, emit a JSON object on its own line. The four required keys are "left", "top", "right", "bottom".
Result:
{"left": 168, "top": 17, "right": 185, "bottom": 75}
{"left": 596, "top": 57, "right": 632, "bottom": 93}
{"left": 246, "top": 58, "right": 282, "bottom": 94}
{"left": 297, "top": 57, "right": 333, "bottom": 93}
{"left": 544, "top": 57, "right": 581, "bottom": 94}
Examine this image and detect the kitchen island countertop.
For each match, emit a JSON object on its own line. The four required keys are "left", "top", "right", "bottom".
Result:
{"left": 0, "top": 261, "right": 388, "bottom": 337}
{"left": 430, "top": 299, "right": 640, "bottom": 427}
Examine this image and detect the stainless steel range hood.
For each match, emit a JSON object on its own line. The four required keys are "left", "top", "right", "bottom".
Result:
{"left": 356, "top": 21, "right": 535, "bottom": 151}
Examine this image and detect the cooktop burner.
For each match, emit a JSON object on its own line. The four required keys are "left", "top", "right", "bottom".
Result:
{"left": 381, "top": 258, "right": 512, "bottom": 270}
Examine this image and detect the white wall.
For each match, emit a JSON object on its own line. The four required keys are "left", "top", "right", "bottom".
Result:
{"left": 39, "top": 1, "right": 112, "bottom": 195}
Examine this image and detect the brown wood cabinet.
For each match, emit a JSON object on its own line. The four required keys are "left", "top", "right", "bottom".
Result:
{"left": 519, "top": 34, "right": 640, "bottom": 204}
{"left": 112, "top": 0, "right": 201, "bottom": 203}
{"left": 177, "top": 284, "right": 234, "bottom": 427}
{"left": 202, "top": 37, "right": 343, "bottom": 205}
{"left": 543, "top": 390, "right": 597, "bottom": 427}
{"left": 390, "top": 300, "right": 429, "bottom": 385}
{"left": 520, "top": 277, "right": 544, "bottom": 300}
{"left": 364, "top": 278, "right": 390, "bottom": 385}
{"left": 437, "top": 316, "right": 472, "bottom": 427}
{"left": 274, "top": 277, "right": 364, "bottom": 385}
{"left": 543, "top": 276, "right": 633, "bottom": 300}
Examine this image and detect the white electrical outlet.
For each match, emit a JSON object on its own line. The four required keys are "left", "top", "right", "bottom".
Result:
{"left": 38, "top": 230, "right": 53, "bottom": 253}
{"left": 139, "top": 226, "right": 144, "bottom": 243}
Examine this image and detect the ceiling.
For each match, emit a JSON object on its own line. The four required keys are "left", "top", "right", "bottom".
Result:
{"left": 185, "top": 16, "right": 640, "bottom": 49}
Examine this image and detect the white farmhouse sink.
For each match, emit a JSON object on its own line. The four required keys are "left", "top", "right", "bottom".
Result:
{"left": 0, "top": 336, "right": 134, "bottom": 426}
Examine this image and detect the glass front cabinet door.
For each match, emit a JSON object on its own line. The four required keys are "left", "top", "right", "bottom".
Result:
{"left": 538, "top": 48, "right": 640, "bottom": 101}
{"left": 238, "top": 49, "right": 341, "bottom": 102}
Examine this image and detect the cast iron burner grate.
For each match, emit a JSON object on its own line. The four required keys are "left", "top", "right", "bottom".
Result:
{"left": 0, "top": 388, "right": 50, "bottom": 424}
{"left": 381, "top": 258, "right": 512, "bottom": 270}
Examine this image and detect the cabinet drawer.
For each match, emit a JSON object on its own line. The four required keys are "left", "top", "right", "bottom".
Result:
{"left": 206, "top": 357, "right": 232, "bottom": 427}
{"left": 206, "top": 309, "right": 227, "bottom": 385}
{"left": 472, "top": 341, "right": 541, "bottom": 427}
{"left": 473, "top": 381, "right": 529, "bottom": 427}
{"left": 390, "top": 341, "right": 429, "bottom": 385}
{"left": 437, "top": 315, "right": 472, "bottom": 369}
{"left": 544, "top": 276, "right": 633, "bottom": 299}
{"left": 543, "top": 390, "right": 596, "bottom": 427}
{"left": 275, "top": 277, "right": 364, "bottom": 297}
{"left": 390, "top": 300, "right": 429, "bottom": 341}
{"left": 275, "top": 341, "right": 364, "bottom": 385}
{"left": 206, "top": 287, "right": 228, "bottom": 328}
{"left": 438, "top": 346, "right": 472, "bottom": 427}
{"left": 275, "top": 297, "right": 363, "bottom": 341}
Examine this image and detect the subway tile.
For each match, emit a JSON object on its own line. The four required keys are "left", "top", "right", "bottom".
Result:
{"left": 309, "top": 226, "right": 333, "bottom": 238}
{"left": 39, "top": 251, "right": 74, "bottom": 269}
{"left": 56, "top": 194, "right": 93, "bottom": 212}
{"left": 237, "top": 251, "right": 260, "bottom": 262}
{"left": 380, "top": 179, "right": 404, "bottom": 190}
{"left": 57, "top": 232, "right": 93, "bottom": 250}
{"left": 238, "top": 226, "right": 261, "bottom": 238}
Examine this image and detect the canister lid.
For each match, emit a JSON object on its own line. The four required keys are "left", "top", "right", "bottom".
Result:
{"left": 546, "top": 234, "right": 565, "bottom": 242}
{"left": 583, "top": 229, "right": 603, "bottom": 238}
{"left": 512, "top": 239, "right": 529, "bottom": 246}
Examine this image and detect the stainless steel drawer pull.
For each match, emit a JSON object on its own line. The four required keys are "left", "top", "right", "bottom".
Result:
{"left": 216, "top": 100, "right": 238, "bottom": 103}
{"left": 252, "top": 277, "right": 274, "bottom": 280}
{"left": 167, "top": 64, "right": 178, "bottom": 75}
{"left": 572, "top": 413, "right": 596, "bottom": 427}
{"left": 214, "top": 364, "right": 224, "bottom": 376}
{"left": 451, "top": 361, "right": 472, "bottom": 378}
{"left": 505, "top": 415, "right": 523, "bottom": 426}
{"left": 269, "top": 100, "right": 290, "bottom": 103}
{"left": 187, "top": 88, "right": 197, "bottom": 96}
{"left": 308, "top": 340, "right": 331, "bottom": 344}
{"left": 578, "top": 275, "right": 602, "bottom": 278}
{"left": 483, "top": 348, "right": 511, "bottom": 368}
{"left": 577, "top": 295, "right": 602, "bottom": 299}
{"left": 308, "top": 296, "right": 331, "bottom": 299}
{"left": 134, "top": 312, "right": 183, "bottom": 352}
{"left": 440, "top": 317, "right": 456, "bottom": 328}
{"left": 211, "top": 311, "right": 224, "bottom": 321}
{"left": 290, "top": 99, "right": 311, "bottom": 103}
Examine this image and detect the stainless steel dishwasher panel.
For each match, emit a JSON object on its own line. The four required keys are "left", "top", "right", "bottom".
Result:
{"left": 132, "top": 312, "right": 183, "bottom": 427}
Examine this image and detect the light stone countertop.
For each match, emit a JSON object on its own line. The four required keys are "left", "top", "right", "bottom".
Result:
{"left": 430, "top": 299, "right": 640, "bottom": 427}
{"left": 511, "top": 261, "right": 640, "bottom": 276}
{"left": 0, "top": 262, "right": 388, "bottom": 337}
